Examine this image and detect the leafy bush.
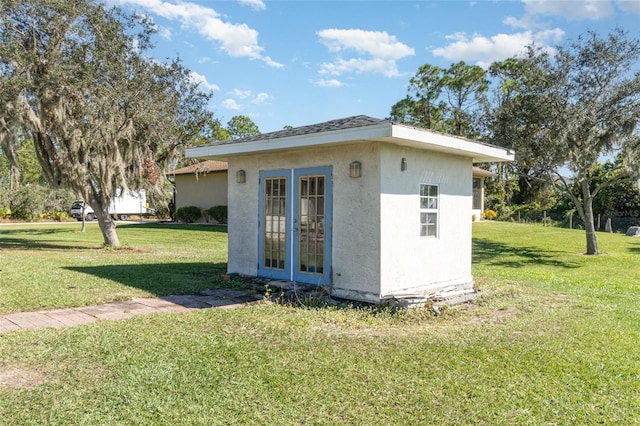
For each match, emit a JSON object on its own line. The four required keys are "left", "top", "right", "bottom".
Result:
{"left": 41, "top": 211, "right": 70, "bottom": 222}
{"left": 509, "top": 203, "right": 548, "bottom": 223}
{"left": 44, "top": 189, "right": 75, "bottom": 212}
{"left": 0, "top": 207, "right": 11, "bottom": 219}
{"left": 175, "top": 206, "right": 202, "bottom": 223}
{"left": 206, "top": 205, "right": 227, "bottom": 224}
{"left": 9, "top": 185, "right": 48, "bottom": 220}
{"left": 482, "top": 209, "right": 497, "bottom": 220}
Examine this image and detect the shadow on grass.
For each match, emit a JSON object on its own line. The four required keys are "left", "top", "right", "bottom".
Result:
{"left": 115, "top": 222, "right": 228, "bottom": 233}
{"left": 0, "top": 222, "right": 227, "bottom": 250}
{"left": 0, "top": 226, "right": 97, "bottom": 250}
{"left": 64, "top": 262, "right": 229, "bottom": 296}
{"left": 473, "top": 238, "right": 581, "bottom": 269}
{"left": 0, "top": 237, "right": 96, "bottom": 250}
{"left": 627, "top": 242, "right": 640, "bottom": 254}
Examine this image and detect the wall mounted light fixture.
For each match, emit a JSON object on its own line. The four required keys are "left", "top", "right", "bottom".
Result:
{"left": 401, "top": 158, "right": 407, "bottom": 171}
{"left": 236, "top": 169, "right": 246, "bottom": 183}
{"left": 349, "top": 161, "right": 361, "bottom": 178}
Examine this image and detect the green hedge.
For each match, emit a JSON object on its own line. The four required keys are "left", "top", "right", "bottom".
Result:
{"left": 175, "top": 206, "right": 202, "bottom": 223}
{"left": 206, "top": 205, "right": 227, "bottom": 224}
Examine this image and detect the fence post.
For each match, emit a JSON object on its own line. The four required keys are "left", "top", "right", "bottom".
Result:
{"left": 569, "top": 213, "right": 573, "bottom": 229}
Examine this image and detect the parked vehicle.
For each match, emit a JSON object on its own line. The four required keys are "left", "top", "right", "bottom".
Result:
{"left": 69, "top": 200, "right": 94, "bottom": 221}
{"left": 69, "top": 190, "right": 155, "bottom": 221}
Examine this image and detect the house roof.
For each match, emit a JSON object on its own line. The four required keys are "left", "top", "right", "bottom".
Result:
{"left": 170, "top": 160, "right": 228, "bottom": 176}
{"left": 186, "top": 115, "right": 514, "bottom": 163}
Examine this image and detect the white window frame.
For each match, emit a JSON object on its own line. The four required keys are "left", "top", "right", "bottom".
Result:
{"left": 420, "top": 183, "right": 439, "bottom": 238}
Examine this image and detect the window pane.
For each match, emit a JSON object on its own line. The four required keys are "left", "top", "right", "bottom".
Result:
{"left": 420, "top": 185, "right": 438, "bottom": 237}
{"left": 264, "top": 178, "right": 287, "bottom": 270}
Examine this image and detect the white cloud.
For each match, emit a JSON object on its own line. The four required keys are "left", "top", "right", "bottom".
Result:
{"left": 617, "top": 0, "right": 640, "bottom": 13}
{"left": 237, "top": 0, "right": 266, "bottom": 11}
{"left": 317, "top": 29, "right": 414, "bottom": 77}
{"left": 262, "top": 56, "right": 284, "bottom": 69}
{"left": 222, "top": 98, "right": 242, "bottom": 110}
{"left": 433, "top": 29, "right": 564, "bottom": 68}
{"left": 523, "top": 0, "right": 614, "bottom": 20}
{"left": 252, "top": 92, "right": 271, "bottom": 104}
{"left": 503, "top": 15, "right": 537, "bottom": 30}
{"left": 157, "top": 26, "right": 172, "bottom": 40}
{"left": 231, "top": 89, "right": 252, "bottom": 99}
{"left": 111, "top": 0, "right": 283, "bottom": 68}
{"left": 315, "top": 79, "right": 344, "bottom": 88}
{"left": 188, "top": 71, "right": 220, "bottom": 92}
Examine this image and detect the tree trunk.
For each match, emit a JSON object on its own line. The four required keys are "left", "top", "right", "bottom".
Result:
{"left": 581, "top": 181, "right": 599, "bottom": 255}
{"left": 94, "top": 207, "right": 120, "bottom": 247}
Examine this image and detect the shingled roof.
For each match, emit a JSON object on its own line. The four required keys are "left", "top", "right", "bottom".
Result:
{"left": 186, "top": 114, "right": 514, "bottom": 164}
{"left": 204, "top": 115, "right": 386, "bottom": 146}
{"left": 170, "top": 160, "right": 228, "bottom": 175}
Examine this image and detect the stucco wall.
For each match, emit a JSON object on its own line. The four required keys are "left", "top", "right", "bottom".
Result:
{"left": 225, "top": 141, "right": 473, "bottom": 302}
{"left": 379, "top": 144, "right": 473, "bottom": 297}
{"left": 174, "top": 171, "right": 228, "bottom": 212}
{"left": 226, "top": 143, "right": 381, "bottom": 290}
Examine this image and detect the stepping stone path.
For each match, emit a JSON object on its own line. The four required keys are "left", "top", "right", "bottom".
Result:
{"left": 0, "top": 289, "right": 263, "bottom": 334}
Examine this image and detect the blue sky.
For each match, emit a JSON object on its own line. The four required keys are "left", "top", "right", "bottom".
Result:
{"left": 109, "top": 0, "right": 640, "bottom": 133}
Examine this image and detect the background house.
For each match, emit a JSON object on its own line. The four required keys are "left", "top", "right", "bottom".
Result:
{"left": 186, "top": 116, "right": 513, "bottom": 305}
{"left": 472, "top": 166, "right": 496, "bottom": 221}
{"left": 169, "top": 160, "right": 228, "bottom": 220}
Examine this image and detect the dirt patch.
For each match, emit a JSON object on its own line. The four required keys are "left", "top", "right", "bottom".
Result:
{"left": 0, "top": 367, "right": 47, "bottom": 391}
{"left": 465, "top": 306, "right": 520, "bottom": 325}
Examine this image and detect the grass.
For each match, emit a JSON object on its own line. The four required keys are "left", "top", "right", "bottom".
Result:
{"left": 1, "top": 221, "right": 639, "bottom": 424}
{"left": 0, "top": 222, "right": 229, "bottom": 314}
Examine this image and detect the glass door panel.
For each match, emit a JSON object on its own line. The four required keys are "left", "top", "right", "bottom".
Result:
{"left": 258, "top": 170, "right": 291, "bottom": 281}
{"left": 298, "top": 175, "right": 325, "bottom": 274}
{"left": 293, "top": 166, "right": 332, "bottom": 285}
{"left": 264, "top": 177, "right": 287, "bottom": 270}
{"left": 259, "top": 167, "right": 332, "bottom": 285}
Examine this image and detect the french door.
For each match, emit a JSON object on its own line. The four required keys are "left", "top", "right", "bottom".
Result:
{"left": 258, "top": 166, "right": 332, "bottom": 285}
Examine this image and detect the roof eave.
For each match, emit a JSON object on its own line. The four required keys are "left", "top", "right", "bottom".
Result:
{"left": 386, "top": 124, "right": 514, "bottom": 163}
{"left": 185, "top": 121, "right": 514, "bottom": 164}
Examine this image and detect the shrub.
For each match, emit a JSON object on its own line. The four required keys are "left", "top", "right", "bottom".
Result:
{"left": 482, "top": 209, "right": 497, "bottom": 220}
{"left": 0, "top": 207, "right": 11, "bottom": 219}
{"left": 175, "top": 206, "right": 202, "bottom": 223}
{"left": 9, "top": 185, "right": 48, "bottom": 221}
{"left": 206, "top": 205, "right": 227, "bottom": 224}
{"left": 41, "top": 211, "right": 70, "bottom": 222}
{"left": 44, "top": 189, "right": 75, "bottom": 212}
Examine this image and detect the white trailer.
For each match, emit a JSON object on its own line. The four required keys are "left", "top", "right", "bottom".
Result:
{"left": 108, "top": 189, "right": 154, "bottom": 220}
{"left": 70, "top": 189, "right": 155, "bottom": 221}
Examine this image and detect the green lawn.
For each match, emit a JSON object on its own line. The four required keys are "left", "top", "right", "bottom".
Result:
{"left": 1, "top": 221, "right": 639, "bottom": 424}
{"left": 0, "top": 222, "right": 228, "bottom": 314}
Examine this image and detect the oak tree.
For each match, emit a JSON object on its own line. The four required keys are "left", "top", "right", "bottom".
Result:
{"left": 0, "top": 0, "right": 212, "bottom": 245}
{"left": 489, "top": 30, "right": 640, "bottom": 254}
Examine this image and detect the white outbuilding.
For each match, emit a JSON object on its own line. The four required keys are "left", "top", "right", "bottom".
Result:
{"left": 186, "top": 116, "right": 513, "bottom": 305}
